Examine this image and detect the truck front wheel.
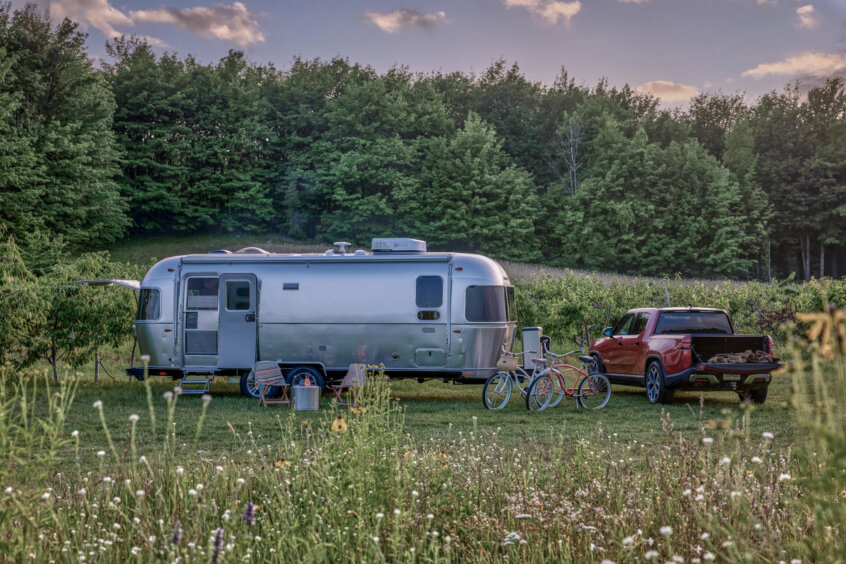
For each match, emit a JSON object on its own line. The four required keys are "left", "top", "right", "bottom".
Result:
{"left": 645, "top": 362, "right": 673, "bottom": 405}
{"left": 740, "top": 387, "right": 768, "bottom": 404}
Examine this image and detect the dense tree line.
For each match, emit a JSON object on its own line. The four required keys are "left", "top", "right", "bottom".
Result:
{"left": 1, "top": 4, "right": 845, "bottom": 279}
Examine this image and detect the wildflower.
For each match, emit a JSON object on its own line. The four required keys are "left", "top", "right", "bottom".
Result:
{"left": 171, "top": 521, "right": 182, "bottom": 545}
{"left": 682, "top": 489, "right": 692, "bottom": 496}
{"left": 202, "top": 394, "right": 212, "bottom": 405}
{"left": 139, "top": 455, "right": 147, "bottom": 464}
{"left": 751, "top": 456, "right": 762, "bottom": 464}
{"left": 722, "top": 540, "right": 734, "bottom": 548}
{"left": 700, "top": 532, "right": 710, "bottom": 540}
{"left": 162, "top": 391, "right": 173, "bottom": 400}
{"left": 128, "top": 414, "right": 139, "bottom": 423}
{"left": 350, "top": 406, "right": 367, "bottom": 414}
{"left": 404, "top": 451, "right": 413, "bottom": 458}
{"left": 791, "top": 560, "right": 802, "bottom": 564}
{"left": 254, "top": 536, "right": 262, "bottom": 542}
{"left": 188, "top": 489, "right": 197, "bottom": 497}
{"left": 394, "top": 509, "right": 401, "bottom": 515}
{"left": 71, "top": 430, "right": 79, "bottom": 438}
{"left": 175, "top": 467, "right": 184, "bottom": 475}
{"left": 41, "top": 492, "right": 50, "bottom": 500}
{"left": 5, "top": 487, "right": 13, "bottom": 494}
{"left": 135, "top": 490, "right": 145, "bottom": 497}
{"left": 274, "top": 459, "right": 292, "bottom": 469}
{"left": 695, "top": 494, "right": 705, "bottom": 502}
{"left": 141, "top": 354, "right": 151, "bottom": 362}
{"left": 113, "top": 523, "right": 121, "bottom": 530}
{"left": 840, "top": 490, "right": 846, "bottom": 498}
{"left": 762, "top": 432, "right": 774, "bottom": 440}
{"left": 438, "top": 451, "right": 448, "bottom": 460}
{"left": 445, "top": 535, "right": 452, "bottom": 543}
{"left": 719, "top": 457, "right": 731, "bottom": 466}
{"left": 331, "top": 416, "right": 348, "bottom": 433}
{"left": 645, "top": 550, "right": 659, "bottom": 560}
{"left": 515, "top": 514, "right": 532, "bottom": 519}
{"left": 778, "top": 473, "right": 792, "bottom": 482}
{"left": 426, "top": 513, "right": 434, "bottom": 519}
{"left": 702, "top": 437, "right": 713, "bottom": 445}
{"left": 660, "top": 526, "right": 673, "bottom": 536}
{"left": 243, "top": 502, "right": 257, "bottom": 525}
{"left": 173, "top": 386, "right": 183, "bottom": 395}
{"left": 622, "top": 536, "right": 635, "bottom": 546}
{"left": 212, "top": 528, "right": 224, "bottom": 563}
{"left": 412, "top": 490, "right": 419, "bottom": 497}
{"left": 216, "top": 465, "right": 224, "bottom": 473}
{"left": 92, "top": 400, "right": 102, "bottom": 409}
{"left": 237, "top": 478, "right": 245, "bottom": 485}
{"left": 703, "top": 553, "right": 715, "bottom": 561}
{"left": 376, "top": 513, "right": 384, "bottom": 519}
{"left": 730, "top": 491, "right": 741, "bottom": 499}
{"left": 372, "top": 536, "right": 380, "bottom": 543}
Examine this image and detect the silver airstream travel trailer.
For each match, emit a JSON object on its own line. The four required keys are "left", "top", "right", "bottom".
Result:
{"left": 88, "top": 239, "right": 516, "bottom": 397}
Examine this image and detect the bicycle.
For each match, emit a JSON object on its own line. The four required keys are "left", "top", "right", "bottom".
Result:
{"left": 482, "top": 345, "right": 540, "bottom": 410}
{"left": 525, "top": 341, "right": 611, "bottom": 411}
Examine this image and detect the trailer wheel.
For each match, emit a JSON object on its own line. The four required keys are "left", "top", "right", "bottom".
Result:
{"left": 239, "top": 371, "right": 282, "bottom": 399}
{"left": 645, "top": 361, "right": 673, "bottom": 405}
{"left": 740, "top": 386, "right": 768, "bottom": 404}
{"left": 287, "top": 366, "right": 325, "bottom": 392}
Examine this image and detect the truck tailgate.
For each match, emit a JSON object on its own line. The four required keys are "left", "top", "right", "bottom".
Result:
{"left": 696, "top": 362, "right": 781, "bottom": 375}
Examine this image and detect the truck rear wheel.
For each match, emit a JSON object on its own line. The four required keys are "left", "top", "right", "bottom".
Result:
{"left": 740, "top": 386, "right": 768, "bottom": 404}
{"left": 645, "top": 362, "right": 673, "bottom": 405}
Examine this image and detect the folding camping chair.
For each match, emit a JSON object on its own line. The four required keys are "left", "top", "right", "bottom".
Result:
{"left": 331, "top": 363, "right": 367, "bottom": 407}
{"left": 252, "top": 361, "right": 290, "bottom": 407}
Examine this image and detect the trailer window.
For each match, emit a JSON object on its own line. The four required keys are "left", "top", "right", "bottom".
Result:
{"left": 466, "top": 286, "right": 508, "bottom": 322}
{"left": 416, "top": 276, "right": 443, "bottom": 308}
{"left": 137, "top": 289, "right": 160, "bottom": 320}
{"left": 654, "top": 312, "right": 732, "bottom": 335}
{"left": 186, "top": 277, "right": 219, "bottom": 311}
{"left": 225, "top": 281, "right": 251, "bottom": 311}
{"left": 506, "top": 286, "right": 516, "bottom": 321}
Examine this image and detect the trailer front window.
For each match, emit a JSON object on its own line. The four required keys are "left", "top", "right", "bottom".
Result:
{"left": 466, "top": 286, "right": 508, "bottom": 322}
{"left": 137, "top": 289, "right": 160, "bottom": 320}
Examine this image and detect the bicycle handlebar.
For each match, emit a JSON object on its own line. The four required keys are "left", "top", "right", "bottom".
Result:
{"left": 501, "top": 344, "right": 537, "bottom": 356}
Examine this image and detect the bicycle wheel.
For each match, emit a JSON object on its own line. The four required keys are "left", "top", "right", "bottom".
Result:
{"left": 483, "top": 371, "right": 513, "bottom": 410}
{"left": 510, "top": 367, "right": 532, "bottom": 398}
{"left": 526, "top": 372, "right": 554, "bottom": 411}
{"left": 546, "top": 369, "right": 567, "bottom": 408}
{"left": 577, "top": 373, "right": 611, "bottom": 410}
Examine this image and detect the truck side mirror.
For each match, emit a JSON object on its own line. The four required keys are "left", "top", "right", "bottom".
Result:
{"left": 603, "top": 327, "right": 613, "bottom": 337}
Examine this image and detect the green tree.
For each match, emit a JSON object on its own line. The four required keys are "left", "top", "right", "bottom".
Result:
{"left": 0, "top": 4, "right": 127, "bottom": 248}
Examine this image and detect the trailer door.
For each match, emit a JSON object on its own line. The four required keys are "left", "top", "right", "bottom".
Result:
{"left": 218, "top": 273, "right": 258, "bottom": 369}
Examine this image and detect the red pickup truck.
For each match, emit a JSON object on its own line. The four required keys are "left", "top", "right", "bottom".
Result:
{"left": 589, "top": 307, "right": 780, "bottom": 404}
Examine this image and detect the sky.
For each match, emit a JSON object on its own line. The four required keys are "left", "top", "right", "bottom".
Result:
{"left": 9, "top": 0, "right": 846, "bottom": 104}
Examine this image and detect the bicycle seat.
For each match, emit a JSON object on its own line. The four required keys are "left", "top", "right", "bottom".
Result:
{"left": 578, "top": 356, "right": 594, "bottom": 364}
{"left": 530, "top": 358, "right": 547, "bottom": 365}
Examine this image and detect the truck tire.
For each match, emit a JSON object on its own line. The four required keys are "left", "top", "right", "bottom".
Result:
{"left": 645, "top": 361, "right": 674, "bottom": 405}
{"left": 239, "top": 370, "right": 282, "bottom": 399}
{"left": 740, "top": 386, "right": 768, "bottom": 404}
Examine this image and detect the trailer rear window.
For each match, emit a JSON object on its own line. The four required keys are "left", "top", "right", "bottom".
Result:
{"left": 466, "top": 286, "right": 510, "bottom": 322}
{"left": 654, "top": 312, "right": 732, "bottom": 335}
{"left": 137, "top": 289, "right": 160, "bottom": 320}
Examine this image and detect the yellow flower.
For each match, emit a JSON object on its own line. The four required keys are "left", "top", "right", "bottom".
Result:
{"left": 350, "top": 406, "right": 367, "bottom": 415}
{"left": 796, "top": 308, "right": 846, "bottom": 360}
{"left": 331, "top": 415, "right": 348, "bottom": 433}
{"left": 404, "top": 451, "right": 413, "bottom": 458}
{"left": 440, "top": 463, "right": 449, "bottom": 470}
{"left": 274, "top": 459, "right": 292, "bottom": 469}
{"left": 438, "top": 451, "right": 448, "bottom": 460}
{"left": 839, "top": 490, "right": 846, "bottom": 499}
{"left": 301, "top": 419, "right": 312, "bottom": 426}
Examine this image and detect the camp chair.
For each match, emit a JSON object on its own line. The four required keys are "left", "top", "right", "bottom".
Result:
{"left": 252, "top": 361, "right": 290, "bottom": 407}
{"left": 331, "top": 363, "right": 367, "bottom": 407}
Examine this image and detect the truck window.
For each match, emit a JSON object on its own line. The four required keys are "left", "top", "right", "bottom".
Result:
{"left": 466, "top": 286, "right": 508, "bottom": 322}
{"left": 186, "top": 277, "right": 219, "bottom": 310}
{"left": 416, "top": 276, "right": 443, "bottom": 308}
{"left": 137, "top": 289, "right": 160, "bottom": 320}
{"left": 630, "top": 312, "right": 651, "bottom": 335}
{"left": 612, "top": 314, "right": 635, "bottom": 336}
{"left": 654, "top": 312, "right": 732, "bottom": 334}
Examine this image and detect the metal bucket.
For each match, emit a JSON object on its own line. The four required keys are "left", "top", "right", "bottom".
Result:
{"left": 522, "top": 327, "right": 543, "bottom": 370}
{"left": 292, "top": 386, "right": 320, "bottom": 411}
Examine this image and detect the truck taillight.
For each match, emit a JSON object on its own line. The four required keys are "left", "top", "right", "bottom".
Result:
{"left": 767, "top": 336, "right": 775, "bottom": 356}
{"left": 676, "top": 335, "right": 692, "bottom": 349}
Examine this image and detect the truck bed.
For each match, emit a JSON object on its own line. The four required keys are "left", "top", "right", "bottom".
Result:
{"left": 690, "top": 335, "right": 769, "bottom": 364}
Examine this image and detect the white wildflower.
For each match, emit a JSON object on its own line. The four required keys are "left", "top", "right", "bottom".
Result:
{"left": 140, "top": 354, "right": 150, "bottom": 362}
{"left": 702, "top": 437, "right": 713, "bottom": 445}
{"left": 700, "top": 532, "right": 710, "bottom": 540}
{"left": 719, "top": 457, "right": 731, "bottom": 466}
{"left": 660, "top": 526, "right": 673, "bottom": 536}
{"left": 71, "top": 430, "right": 79, "bottom": 438}
{"left": 645, "top": 550, "right": 659, "bottom": 560}
{"left": 188, "top": 489, "right": 197, "bottom": 497}
{"left": 372, "top": 536, "right": 379, "bottom": 543}
{"left": 394, "top": 508, "right": 401, "bottom": 515}
{"left": 128, "top": 414, "right": 139, "bottom": 422}
{"left": 751, "top": 456, "right": 762, "bottom": 464}
{"left": 375, "top": 513, "right": 384, "bottom": 519}
{"left": 703, "top": 553, "right": 715, "bottom": 561}
{"left": 762, "top": 432, "right": 774, "bottom": 440}
{"left": 202, "top": 394, "right": 212, "bottom": 404}
{"left": 92, "top": 400, "right": 102, "bottom": 409}
{"left": 162, "top": 391, "right": 173, "bottom": 400}
{"left": 175, "top": 467, "right": 184, "bottom": 475}
{"left": 682, "top": 489, "right": 692, "bottom": 496}
{"left": 135, "top": 490, "right": 145, "bottom": 497}
{"left": 778, "top": 473, "right": 791, "bottom": 482}
{"left": 622, "top": 536, "right": 635, "bottom": 546}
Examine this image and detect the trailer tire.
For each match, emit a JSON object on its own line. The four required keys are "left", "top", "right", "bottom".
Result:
{"left": 239, "top": 370, "right": 282, "bottom": 399}
{"left": 740, "top": 386, "right": 768, "bottom": 404}
{"left": 645, "top": 361, "right": 673, "bottom": 405}
{"left": 287, "top": 366, "right": 325, "bottom": 393}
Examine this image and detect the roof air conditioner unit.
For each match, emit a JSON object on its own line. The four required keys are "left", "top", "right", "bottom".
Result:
{"left": 371, "top": 238, "right": 427, "bottom": 253}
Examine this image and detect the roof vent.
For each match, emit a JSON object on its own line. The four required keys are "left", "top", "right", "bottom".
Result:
{"left": 208, "top": 249, "right": 232, "bottom": 255}
{"left": 371, "top": 238, "right": 427, "bottom": 253}
{"left": 235, "top": 247, "right": 270, "bottom": 255}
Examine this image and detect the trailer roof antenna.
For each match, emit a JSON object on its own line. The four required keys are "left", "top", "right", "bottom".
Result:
{"left": 333, "top": 242, "right": 352, "bottom": 254}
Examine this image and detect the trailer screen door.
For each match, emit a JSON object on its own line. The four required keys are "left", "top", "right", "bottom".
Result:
{"left": 218, "top": 273, "right": 257, "bottom": 369}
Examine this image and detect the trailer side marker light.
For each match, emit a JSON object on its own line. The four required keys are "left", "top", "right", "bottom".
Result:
{"left": 167, "top": 268, "right": 175, "bottom": 271}
{"left": 164, "top": 329, "right": 172, "bottom": 332}
{"left": 464, "top": 372, "right": 472, "bottom": 376}
{"left": 453, "top": 329, "right": 461, "bottom": 333}
{"left": 455, "top": 267, "right": 463, "bottom": 271}
{"left": 158, "top": 371, "right": 167, "bottom": 375}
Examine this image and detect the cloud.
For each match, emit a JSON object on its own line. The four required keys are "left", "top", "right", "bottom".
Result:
{"left": 796, "top": 5, "right": 819, "bottom": 29}
{"left": 503, "top": 0, "right": 582, "bottom": 25}
{"left": 51, "top": 0, "right": 133, "bottom": 38}
{"left": 362, "top": 9, "right": 447, "bottom": 34}
{"left": 635, "top": 80, "right": 699, "bottom": 102}
{"left": 742, "top": 51, "right": 846, "bottom": 78}
{"left": 131, "top": 2, "right": 264, "bottom": 48}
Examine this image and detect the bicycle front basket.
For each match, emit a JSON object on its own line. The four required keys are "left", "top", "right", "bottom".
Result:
{"left": 496, "top": 354, "right": 519, "bottom": 371}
